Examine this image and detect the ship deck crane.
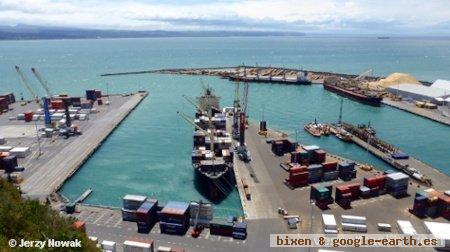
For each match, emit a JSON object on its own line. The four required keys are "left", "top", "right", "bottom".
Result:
{"left": 31, "top": 67, "right": 53, "bottom": 98}
{"left": 177, "top": 111, "right": 215, "bottom": 157}
{"left": 354, "top": 69, "right": 374, "bottom": 81}
{"left": 15, "top": 65, "right": 39, "bottom": 103}
{"left": 182, "top": 95, "right": 203, "bottom": 113}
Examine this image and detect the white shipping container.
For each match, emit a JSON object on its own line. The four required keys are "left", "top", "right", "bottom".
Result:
{"left": 397, "top": 220, "right": 417, "bottom": 235}
{"left": 322, "top": 214, "right": 337, "bottom": 230}
{"left": 10, "top": 147, "right": 31, "bottom": 158}
{"left": 123, "top": 240, "right": 153, "bottom": 252}
{"left": 101, "top": 240, "right": 116, "bottom": 251}
{"left": 324, "top": 229, "right": 338, "bottom": 235}
{"left": 377, "top": 223, "right": 392, "bottom": 232}
{"left": 156, "top": 246, "right": 171, "bottom": 252}
{"left": 0, "top": 146, "right": 13, "bottom": 152}
{"left": 341, "top": 215, "right": 366, "bottom": 225}
{"left": 342, "top": 223, "right": 367, "bottom": 233}
{"left": 32, "top": 114, "right": 40, "bottom": 121}
{"left": 16, "top": 114, "right": 25, "bottom": 120}
{"left": 423, "top": 221, "right": 450, "bottom": 249}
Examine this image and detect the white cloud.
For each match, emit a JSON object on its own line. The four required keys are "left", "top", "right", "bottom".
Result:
{"left": 1, "top": 0, "right": 450, "bottom": 34}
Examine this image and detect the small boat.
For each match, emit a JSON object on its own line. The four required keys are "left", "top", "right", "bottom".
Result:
{"left": 304, "top": 123, "right": 322, "bottom": 137}
{"left": 336, "top": 131, "right": 352, "bottom": 142}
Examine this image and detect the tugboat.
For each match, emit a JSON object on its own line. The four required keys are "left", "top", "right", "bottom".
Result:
{"left": 179, "top": 86, "right": 236, "bottom": 202}
{"left": 304, "top": 119, "right": 323, "bottom": 137}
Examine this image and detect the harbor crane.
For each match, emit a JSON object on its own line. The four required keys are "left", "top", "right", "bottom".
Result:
{"left": 15, "top": 65, "right": 39, "bottom": 103}
{"left": 31, "top": 67, "right": 53, "bottom": 98}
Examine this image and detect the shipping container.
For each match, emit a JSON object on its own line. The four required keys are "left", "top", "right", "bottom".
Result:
{"left": 377, "top": 223, "right": 391, "bottom": 232}
{"left": 123, "top": 195, "right": 147, "bottom": 210}
{"left": 232, "top": 231, "right": 247, "bottom": 240}
{"left": 233, "top": 222, "right": 247, "bottom": 233}
{"left": 341, "top": 215, "right": 366, "bottom": 225}
{"left": 10, "top": 147, "right": 31, "bottom": 158}
{"left": 210, "top": 220, "right": 234, "bottom": 236}
{"left": 101, "top": 240, "right": 116, "bottom": 252}
{"left": 122, "top": 208, "right": 138, "bottom": 222}
{"left": 322, "top": 214, "right": 337, "bottom": 230}
{"left": 123, "top": 240, "right": 154, "bottom": 252}
{"left": 396, "top": 220, "right": 417, "bottom": 235}
{"left": 342, "top": 223, "right": 367, "bottom": 233}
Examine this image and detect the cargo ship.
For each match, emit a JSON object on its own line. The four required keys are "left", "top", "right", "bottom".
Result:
{"left": 323, "top": 77, "right": 382, "bottom": 106}
{"left": 228, "top": 70, "right": 311, "bottom": 85}
{"left": 187, "top": 86, "right": 236, "bottom": 202}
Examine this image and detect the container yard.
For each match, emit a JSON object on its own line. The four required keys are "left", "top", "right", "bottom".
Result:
{"left": 0, "top": 90, "right": 148, "bottom": 200}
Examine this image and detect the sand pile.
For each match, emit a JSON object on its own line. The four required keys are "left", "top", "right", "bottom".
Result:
{"left": 367, "top": 73, "right": 421, "bottom": 91}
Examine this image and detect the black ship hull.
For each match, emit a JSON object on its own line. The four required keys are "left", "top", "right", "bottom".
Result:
{"left": 193, "top": 167, "right": 236, "bottom": 202}
{"left": 324, "top": 84, "right": 382, "bottom": 107}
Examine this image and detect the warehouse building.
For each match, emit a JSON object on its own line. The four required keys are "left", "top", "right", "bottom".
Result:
{"left": 387, "top": 83, "right": 450, "bottom": 104}
{"left": 431, "top": 79, "right": 450, "bottom": 92}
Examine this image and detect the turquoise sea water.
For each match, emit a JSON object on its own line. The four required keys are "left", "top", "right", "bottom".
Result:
{"left": 1, "top": 36, "right": 449, "bottom": 217}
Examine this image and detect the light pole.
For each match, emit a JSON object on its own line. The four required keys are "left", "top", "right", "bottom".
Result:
{"left": 34, "top": 121, "right": 42, "bottom": 158}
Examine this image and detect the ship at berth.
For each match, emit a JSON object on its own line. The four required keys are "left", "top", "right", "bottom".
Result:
{"left": 179, "top": 86, "right": 236, "bottom": 201}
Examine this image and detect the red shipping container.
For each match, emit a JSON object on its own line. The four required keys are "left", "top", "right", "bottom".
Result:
{"left": 290, "top": 165, "right": 308, "bottom": 174}
{"left": 313, "top": 149, "right": 326, "bottom": 163}
{"left": 364, "top": 175, "right": 386, "bottom": 188}
{"left": 95, "top": 90, "right": 102, "bottom": 98}
{"left": 289, "top": 172, "right": 308, "bottom": 181}
{"left": 51, "top": 100, "right": 64, "bottom": 109}
{"left": 322, "top": 161, "right": 337, "bottom": 171}
{"left": 24, "top": 111, "right": 33, "bottom": 122}
{"left": 336, "top": 185, "right": 350, "bottom": 194}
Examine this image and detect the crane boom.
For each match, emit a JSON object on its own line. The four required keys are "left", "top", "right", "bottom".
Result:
{"left": 182, "top": 95, "right": 203, "bottom": 112}
{"left": 177, "top": 111, "right": 215, "bottom": 155}
{"left": 354, "top": 69, "right": 373, "bottom": 81}
{"left": 15, "top": 65, "right": 39, "bottom": 101}
{"left": 242, "top": 82, "right": 249, "bottom": 114}
{"left": 31, "top": 67, "right": 52, "bottom": 97}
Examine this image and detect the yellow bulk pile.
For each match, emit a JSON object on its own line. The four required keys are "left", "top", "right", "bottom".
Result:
{"left": 367, "top": 73, "right": 421, "bottom": 91}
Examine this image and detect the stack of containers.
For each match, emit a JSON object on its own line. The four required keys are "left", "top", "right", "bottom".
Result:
{"left": 302, "top": 145, "right": 320, "bottom": 162}
{"left": 307, "top": 164, "right": 323, "bottom": 184}
{"left": 286, "top": 165, "right": 308, "bottom": 187}
{"left": 310, "top": 184, "right": 334, "bottom": 209}
{"left": 271, "top": 140, "right": 284, "bottom": 156}
{"left": 159, "top": 201, "right": 190, "bottom": 235}
{"left": 386, "top": 172, "right": 409, "bottom": 198}
{"left": 2, "top": 155, "right": 18, "bottom": 173}
{"left": 86, "top": 90, "right": 97, "bottom": 101}
{"left": 335, "top": 185, "right": 352, "bottom": 209}
{"left": 298, "top": 150, "right": 309, "bottom": 165}
{"left": 0, "top": 97, "right": 8, "bottom": 111}
{"left": 51, "top": 100, "right": 64, "bottom": 109}
{"left": 335, "top": 183, "right": 360, "bottom": 209}
{"left": 311, "top": 149, "right": 326, "bottom": 164}
{"left": 189, "top": 201, "right": 213, "bottom": 227}
{"left": 322, "top": 161, "right": 338, "bottom": 181}
{"left": 359, "top": 186, "right": 371, "bottom": 198}
{"left": 209, "top": 220, "right": 234, "bottom": 237}
{"left": 438, "top": 192, "right": 450, "bottom": 220}
{"left": 363, "top": 175, "right": 387, "bottom": 197}
{"left": 412, "top": 193, "right": 427, "bottom": 218}
{"left": 122, "top": 195, "right": 147, "bottom": 222}
{"left": 136, "top": 199, "right": 158, "bottom": 233}
{"left": 282, "top": 139, "right": 296, "bottom": 154}
{"left": 338, "top": 162, "right": 357, "bottom": 181}
{"left": 232, "top": 221, "right": 247, "bottom": 240}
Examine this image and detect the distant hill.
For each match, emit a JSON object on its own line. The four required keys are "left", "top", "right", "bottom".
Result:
{"left": 0, "top": 24, "right": 305, "bottom": 40}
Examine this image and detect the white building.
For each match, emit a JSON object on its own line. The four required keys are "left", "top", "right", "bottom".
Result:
{"left": 387, "top": 83, "right": 450, "bottom": 104}
{"left": 431, "top": 79, "right": 450, "bottom": 92}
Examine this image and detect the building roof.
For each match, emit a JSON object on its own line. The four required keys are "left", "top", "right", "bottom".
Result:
{"left": 431, "top": 79, "right": 450, "bottom": 92}
{"left": 387, "top": 83, "right": 450, "bottom": 98}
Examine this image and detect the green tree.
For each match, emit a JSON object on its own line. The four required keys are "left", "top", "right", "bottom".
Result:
{"left": 0, "top": 179, "right": 99, "bottom": 251}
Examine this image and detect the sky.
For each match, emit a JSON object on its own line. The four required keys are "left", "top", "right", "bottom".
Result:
{"left": 1, "top": 0, "right": 450, "bottom": 34}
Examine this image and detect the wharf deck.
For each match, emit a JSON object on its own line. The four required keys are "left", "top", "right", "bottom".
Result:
{"left": 17, "top": 92, "right": 148, "bottom": 200}
{"left": 349, "top": 132, "right": 450, "bottom": 191}
{"left": 234, "top": 122, "right": 446, "bottom": 243}
{"left": 382, "top": 99, "right": 450, "bottom": 126}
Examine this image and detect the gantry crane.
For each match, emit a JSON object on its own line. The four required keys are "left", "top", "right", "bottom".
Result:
{"left": 15, "top": 65, "right": 39, "bottom": 103}
{"left": 31, "top": 67, "right": 53, "bottom": 98}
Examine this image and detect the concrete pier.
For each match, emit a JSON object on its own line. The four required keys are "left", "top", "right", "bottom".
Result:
{"left": 4, "top": 92, "right": 149, "bottom": 200}
{"left": 349, "top": 132, "right": 450, "bottom": 191}
{"left": 383, "top": 99, "right": 450, "bottom": 126}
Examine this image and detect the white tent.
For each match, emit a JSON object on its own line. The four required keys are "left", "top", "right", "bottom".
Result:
{"left": 431, "top": 79, "right": 450, "bottom": 92}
